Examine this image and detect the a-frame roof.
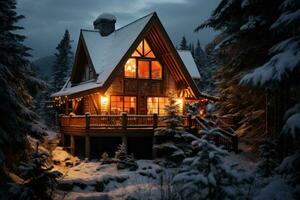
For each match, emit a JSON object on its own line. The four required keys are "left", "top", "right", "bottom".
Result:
{"left": 52, "top": 12, "right": 205, "bottom": 99}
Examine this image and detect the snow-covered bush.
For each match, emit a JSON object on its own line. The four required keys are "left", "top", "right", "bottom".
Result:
{"left": 115, "top": 144, "right": 138, "bottom": 171}
{"left": 9, "top": 146, "right": 62, "bottom": 200}
{"left": 173, "top": 136, "right": 250, "bottom": 200}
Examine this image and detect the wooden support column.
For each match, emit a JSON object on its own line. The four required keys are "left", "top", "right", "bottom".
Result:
{"left": 122, "top": 136, "right": 128, "bottom": 151}
{"left": 153, "top": 113, "right": 158, "bottom": 129}
{"left": 85, "top": 135, "right": 90, "bottom": 159}
{"left": 188, "top": 114, "right": 192, "bottom": 128}
{"left": 85, "top": 112, "right": 90, "bottom": 129}
{"left": 70, "top": 135, "right": 75, "bottom": 155}
{"left": 152, "top": 136, "right": 157, "bottom": 159}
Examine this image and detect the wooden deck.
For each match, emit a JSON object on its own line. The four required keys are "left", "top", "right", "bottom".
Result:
{"left": 59, "top": 113, "right": 239, "bottom": 158}
{"left": 60, "top": 113, "right": 191, "bottom": 136}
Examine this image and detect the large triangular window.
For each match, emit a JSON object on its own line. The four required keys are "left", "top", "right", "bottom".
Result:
{"left": 124, "top": 39, "right": 162, "bottom": 79}
{"left": 131, "top": 39, "right": 156, "bottom": 58}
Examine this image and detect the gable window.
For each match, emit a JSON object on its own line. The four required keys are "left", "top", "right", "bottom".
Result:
{"left": 124, "top": 39, "right": 162, "bottom": 79}
{"left": 151, "top": 61, "right": 162, "bottom": 79}
{"left": 138, "top": 60, "right": 150, "bottom": 78}
{"left": 124, "top": 58, "right": 136, "bottom": 78}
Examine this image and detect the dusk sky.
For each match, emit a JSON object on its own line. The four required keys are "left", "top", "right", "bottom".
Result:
{"left": 17, "top": 0, "right": 219, "bottom": 60}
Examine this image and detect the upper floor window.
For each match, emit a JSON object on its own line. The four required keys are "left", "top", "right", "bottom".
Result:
{"left": 124, "top": 58, "right": 136, "bottom": 78}
{"left": 124, "top": 39, "right": 162, "bottom": 79}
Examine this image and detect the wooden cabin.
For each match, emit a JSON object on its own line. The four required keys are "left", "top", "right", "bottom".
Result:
{"left": 51, "top": 12, "right": 212, "bottom": 159}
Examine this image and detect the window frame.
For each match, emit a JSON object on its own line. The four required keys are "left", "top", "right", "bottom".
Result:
{"left": 146, "top": 96, "right": 169, "bottom": 115}
{"left": 110, "top": 95, "right": 137, "bottom": 115}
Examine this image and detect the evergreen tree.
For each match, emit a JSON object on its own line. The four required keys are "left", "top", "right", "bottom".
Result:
{"left": 114, "top": 144, "right": 138, "bottom": 171}
{"left": 255, "top": 103, "right": 300, "bottom": 199}
{"left": 51, "top": 30, "right": 73, "bottom": 92}
{"left": 9, "top": 144, "right": 62, "bottom": 200}
{"left": 179, "top": 36, "right": 189, "bottom": 50}
{"left": 173, "top": 136, "right": 249, "bottom": 200}
{"left": 190, "top": 43, "right": 195, "bottom": 57}
{"left": 0, "top": 0, "right": 46, "bottom": 174}
{"left": 195, "top": 0, "right": 281, "bottom": 149}
{"left": 154, "top": 95, "right": 197, "bottom": 165}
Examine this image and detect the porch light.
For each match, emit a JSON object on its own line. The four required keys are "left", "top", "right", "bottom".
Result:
{"left": 175, "top": 98, "right": 183, "bottom": 106}
{"left": 100, "top": 96, "right": 108, "bottom": 105}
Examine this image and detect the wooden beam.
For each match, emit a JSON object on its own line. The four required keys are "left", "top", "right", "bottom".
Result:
{"left": 85, "top": 135, "right": 90, "bottom": 159}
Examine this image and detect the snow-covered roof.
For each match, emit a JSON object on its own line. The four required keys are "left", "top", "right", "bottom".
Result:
{"left": 177, "top": 50, "right": 201, "bottom": 79}
{"left": 82, "top": 12, "right": 154, "bottom": 85}
{"left": 51, "top": 79, "right": 101, "bottom": 97}
{"left": 52, "top": 12, "right": 205, "bottom": 98}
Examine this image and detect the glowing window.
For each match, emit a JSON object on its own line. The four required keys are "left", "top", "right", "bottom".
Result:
{"left": 145, "top": 51, "right": 155, "bottom": 58}
{"left": 124, "top": 58, "right": 136, "bottom": 78}
{"left": 147, "top": 97, "right": 169, "bottom": 115}
{"left": 124, "top": 96, "right": 136, "bottom": 114}
{"left": 138, "top": 60, "right": 150, "bottom": 78}
{"left": 147, "top": 97, "right": 159, "bottom": 114}
{"left": 131, "top": 39, "right": 156, "bottom": 58}
{"left": 151, "top": 61, "right": 162, "bottom": 79}
{"left": 158, "top": 98, "right": 168, "bottom": 115}
{"left": 110, "top": 96, "right": 123, "bottom": 115}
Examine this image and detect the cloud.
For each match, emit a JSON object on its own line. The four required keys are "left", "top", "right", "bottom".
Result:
{"left": 17, "top": 0, "right": 218, "bottom": 59}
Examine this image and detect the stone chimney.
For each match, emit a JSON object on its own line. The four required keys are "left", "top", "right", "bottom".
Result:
{"left": 93, "top": 13, "right": 116, "bottom": 36}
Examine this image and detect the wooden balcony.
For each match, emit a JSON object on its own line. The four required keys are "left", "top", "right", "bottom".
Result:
{"left": 59, "top": 113, "right": 192, "bottom": 137}
{"left": 59, "top": 113, "right": 239, "bottom": 156}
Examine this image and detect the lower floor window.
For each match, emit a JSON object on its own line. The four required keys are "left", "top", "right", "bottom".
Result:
{"left": 110, "top": 96, "right": 136, "bottom": 115}
{"left": 147, "top": 97, "right": 168, "bottom": 115}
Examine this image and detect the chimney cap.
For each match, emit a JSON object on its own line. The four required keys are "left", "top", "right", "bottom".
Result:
{"left": 94, "top": 13, "right": 116, "bottom": 25}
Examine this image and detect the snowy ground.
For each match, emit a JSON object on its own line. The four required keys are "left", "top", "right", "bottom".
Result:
{"left": 53, "top": 147, "right": 256, "bottom": 200}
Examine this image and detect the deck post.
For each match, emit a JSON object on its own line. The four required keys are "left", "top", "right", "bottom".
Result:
{"left": 85, "top": 135, "right": 90, "bottom": 159}
{"left": 152, "top": 136, "right": 157, "bottom": 159}
{"left": 188, "top": 114, "right": 192, "bottom": 128}
{"left": 70, "top": 135, "right": 75, "bottom": 155}
{"left": 85, "top": 112, "right": 90, "bottom": 129}
{"left": 122, "top": 112, "right": 128, "bottom": 130}
{"left": 153, "top": 113, "right": 158, "bottom": 129}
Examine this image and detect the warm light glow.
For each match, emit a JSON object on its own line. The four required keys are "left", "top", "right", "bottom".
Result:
{"left": 124, "top": 58, "right": 136, "bottom": 78}
{"left": 200, "top": 108, "right": 206, "bottom": 118}
{"left": 176, "top": 98, "right": 183, "bottom": 114}
{"left": 138, "top": 60, "right": 150, "bottom": 78}
{"left": 100, "top": 96, "right": 108, "bottom": 105}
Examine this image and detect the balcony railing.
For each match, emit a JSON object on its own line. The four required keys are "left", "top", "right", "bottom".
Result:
{"left": 60, "top": 113, "right": 190, "bottom": 129}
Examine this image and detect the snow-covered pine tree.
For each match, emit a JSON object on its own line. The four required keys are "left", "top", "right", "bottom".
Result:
{"left": 0, "top": 0, "right": 47, "bottom": 175}
{"left": 179, "top": 36, "right": 189, "bottom": 50}
{"left": 114, "top": 144, "right": 138, "bottom": 171}
{"left": 190, "top": 43, "right": 195, "bottom": 57}
{"left": 173, "top": 136, "right": 249, "bottom": 200}
{"left": 240, "top": 0, "right": 300, "bottom": 138}
{"left": 9, "top": 144, "right": 62, "bottom": 200}
{"left": 154, "top": 95, "right": 198, "bottom": 165}
{"left": 51, "top": 30, "right": 73, "bottom": 92}
{"left": 195, "top": 0, "right": 283, "bottom": 150}
{"left": 254, "top": 103, "right": 300, "bottom": 199}
{"left": 255, "top": 138, "right": 278, "bottom": 178}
